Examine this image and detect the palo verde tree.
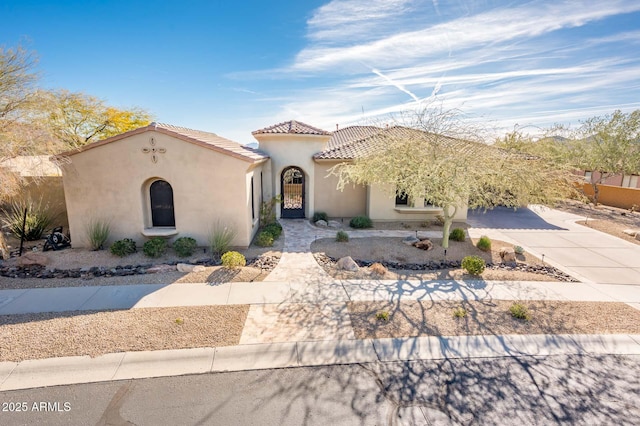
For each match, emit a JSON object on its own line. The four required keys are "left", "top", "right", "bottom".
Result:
{"left": 330, "top": 103, "right": 579, "bottom": 248}
{"left": 570, "top": 109, "right": 640, "bottom": 205}
{"left": 41, "top": 89, "right": 152, "bottom": 149}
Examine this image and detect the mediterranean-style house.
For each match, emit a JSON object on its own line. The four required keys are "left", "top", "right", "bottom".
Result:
{"left": 53, "top": 120, "right": 467, "bottom": 248}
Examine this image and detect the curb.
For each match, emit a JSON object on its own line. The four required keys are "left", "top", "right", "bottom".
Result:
{"left": 2, "top": 334, "right": 640, "bottom": 392}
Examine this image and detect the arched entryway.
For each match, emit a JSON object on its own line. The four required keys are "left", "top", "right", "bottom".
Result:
{"left": 150, "top": 179, "right": 175, "bottom": 227}
{"left": 281, "top": 166, "right": 305, "bottom": 218}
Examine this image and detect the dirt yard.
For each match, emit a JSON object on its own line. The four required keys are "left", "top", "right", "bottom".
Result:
{"left": 311, "top": 236, "right": 565, "bottom": 281}
{"left": 0, "top": 305, "right": 249, "bottom": 362}
{"left": 557, "top": 200, "right": 640, "bottom": 245}
{"left": 348, "top": 300, "right": 640, "bottom": 339}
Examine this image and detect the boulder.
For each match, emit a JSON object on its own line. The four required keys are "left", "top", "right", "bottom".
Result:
{"left": 315, "top": 220, "right": 328, "bottom": 227}
{"left": 17, "top": 252, "right": 49, "bottom": 267}
{"left": 369, "top": 262, "right": 387, "bottom": 275}
{"left": 623, "top": 229, "right": 639, "bottom": 237}
{"left": 177, "top": 263, "right": 206, "bottom": 273}
{"left": 402, "top": 236, "right": 420, "bottom": 246}
{"left": 413, "top": 239, "right": 434, "bottom": 251}
{"left": 499, "top": 247, "right": 516, "bottom": 262}
{"left": 637, "top": 233, "right": 640, "bottom": 242}
{"left": 327, "top": 220, "right": 342, "bottom": 229}
{"left": 146, "top": 264, "right": 177, "bottom": 274}
{"left": 336, "top": 256, "right": 359, "bottom": 272}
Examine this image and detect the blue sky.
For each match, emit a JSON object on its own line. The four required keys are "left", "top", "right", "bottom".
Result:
{"left": 2, "top": 0, "right": 640, "bottom": 144}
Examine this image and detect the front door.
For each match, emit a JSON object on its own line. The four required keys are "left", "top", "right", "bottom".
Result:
{"left": 281, "top": 167, "right": 305, "bottom": 218}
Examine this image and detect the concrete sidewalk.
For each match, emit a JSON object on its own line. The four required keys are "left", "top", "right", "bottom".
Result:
{"left": 2, "top": 333, "right": 639, "bottom": 391}
{"left": 3, "top": 278, "right": 640, "bottom": 316}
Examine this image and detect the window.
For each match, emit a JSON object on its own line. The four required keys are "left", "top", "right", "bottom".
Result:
{"left": 150, "top": 180, "right": 175, "bottom": 227}
{"left": 622, "top": 175, "right": 639, "bottom": 188}
{"left": 584, "top": 171, "right": 592, "bottom": 183}
{"left": 251, "top": 177, "right": 255, "bottom": 219}
{"left": 395, "top": 191, "right": 408, "bottom": 205}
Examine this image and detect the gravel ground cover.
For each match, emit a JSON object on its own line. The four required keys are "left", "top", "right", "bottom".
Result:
{"left": 311, "top": 237, "right": 573, "bottom": 282}
{"left": 0, "top": 305, "right": 249, "bottom": 362}
{"left": 348, "top": 300, "right": 640, "bottom": 339}
{"left": 557, "top": 200, "right": 640, "bottom": 245}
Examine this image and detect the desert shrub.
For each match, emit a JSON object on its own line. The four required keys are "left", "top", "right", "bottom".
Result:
{"left": 349, "top": 215, "right": 372, "bottom": 229}
{"left": 375, "top": 311, "right": 390, "bottom": 321}
{"left": 110, "top": 238, "right": 137, "bottom": 257}
{"left": 259, "top": 196, "right": 281, "bottom": 226}
{"left": 435, "top": 214, "right": 445, "bottom": 226}
{"left": 461, "top": 255, "right": 486, "bottom": 275}
{"left": 86, "top": 218, "right": 111, "bottom": 250}
{"left": 208, "top": 221, "right": 236, "bottom": 256}
{"left": 370, "top": 262, "right": 387, "bottom": 275}
{"left": 453, "top": 307, "right": 467, "bottom": 318}
{"left": 221, "top": 251, "right": 246, "bottom": 269}
{"left": 336, "top": 230, "right": 349, "bottom": 242}
{"left": 449, "top": 228, "right": 466, "bottom": 242}
{"left": 143, "top": 237, "right": 167, "bottom": 258}
{"left": 509, "top": 303, "right": 531, "bottom": 321}
{"left": 255, "top": 231, "right": 274, "bottom": 247}
{"left": 476, "top": 235, "right": 492, "bottom": 252}
{"left": 173, "top": 237, "right": 197, "bottom": 257}
{"left": 263, "top": 222, "right": 282, "bottom": 239}
{"left": 313, "top": 212, "right": 328, "bottom": 222}
{"left": 3, "top": 197, "right": 54, "bottom": 241}
{"left": 514, "top": 245, "right": 525, "bottom": 255}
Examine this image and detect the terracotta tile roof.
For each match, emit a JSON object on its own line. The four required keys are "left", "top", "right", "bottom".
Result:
{"left": 325, "top": 126, "right": 382, "bottom": 150}
{"left": 55, "top": 122, "right": 269, "bottom": 163}
{"left": 252, "top": 120, "right": 330, "bottom": 136}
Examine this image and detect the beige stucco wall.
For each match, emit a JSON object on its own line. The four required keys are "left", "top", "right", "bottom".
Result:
{"left": 60, "top": 130, "right": 262, "bottom": 249}
{"left": 366, "top": 184, "right": 468, "bottom": 221}
{"left": 313, "top": 160, "right": 366, "bottom": 217}
{"left": 20, "top": 177, "right": 68, "bottom": 229}
{"left": 253, "top": 133, "right": 330, "bottom": 219}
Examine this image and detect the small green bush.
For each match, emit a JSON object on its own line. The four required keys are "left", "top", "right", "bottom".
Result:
{"left": 375, "top": 311, "right": 390, "bottom": 321}
{"left": 477, "top": 235, "right": 492, "bottom": 252}
{"left": 143, "top": 237, "right": 167, "bottom": 258}
{"left": 349, "top": 215, "right": 372, "bottom": 229}
{"left": 509, "top": 303, "right": 531, "bottom": 321}
{"left": 336, "top": 230, "right": 349, "bottom": 242}
{"left": 86, "top": 218, "right": 111, "bottom": 250}
{"left": 110, "top": 238, "right": 137, "bottom": 257}
{"left": 453, "top": 307, "right": 467, "bottom": 318}
{"left": 255, "top": 231, "right": 274, "bottom": 247}
{"left": 449, "top": 228, "right": 466, "bottom": 242}
{"left": 263, "top": 222, "right": 282, "bottom": 239}
{"left": 312, "top": 212, "right": 328, "bottom": 222}
{"left": 221, "top": 251, "right": 246, "bottom": 269}
{"left": 173, "top": 237, "right": 197, "bottom": 257}
{"left": 3, "top": 197, "right": 54, "bottom": 241}
{"left": 461, "top": 255, "right": 486, "bottom": 275}
{"left": 514, "top": 245, "right": 525, "bottom": 255}
{"left": 208, "top": 221, "right": 236, "bottom": 256}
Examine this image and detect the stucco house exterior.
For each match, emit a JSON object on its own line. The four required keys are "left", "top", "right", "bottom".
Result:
{"left": 55, "top": 120, "right": 467, "bottom": 248}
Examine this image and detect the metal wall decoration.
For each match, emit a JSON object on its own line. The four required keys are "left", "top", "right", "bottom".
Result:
{"left": 142, "top": 137, "right": 167, "bottom": 163}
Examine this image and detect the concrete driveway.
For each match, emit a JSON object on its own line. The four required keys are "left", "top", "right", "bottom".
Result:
{"left": 468, "top": 206, "right": 640, "bottom": 291}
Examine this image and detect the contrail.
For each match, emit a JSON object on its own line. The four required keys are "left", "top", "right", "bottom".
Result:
{"left": 372, "top": 68, "right": 420, "bottom": 102}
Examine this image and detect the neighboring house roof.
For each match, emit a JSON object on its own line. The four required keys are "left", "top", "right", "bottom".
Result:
{"left": 252, "top": 120, "right": 330, "bottom": 136}
{"left": 0, "top": 155, "right": 62, "bottom": 177}
{"left": 54, "top": 122, "right": 269, "bottom": 163}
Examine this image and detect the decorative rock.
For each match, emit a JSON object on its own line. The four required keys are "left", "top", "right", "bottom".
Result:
{"left": 499, "top": 247, "right": 516, "bottom": 262}
{"left": 336, "top": 256, "right": 359, "bottom": 272}
{"left": 637, "top": 233, "right": 640, "bottom": 241}
{"left": 413, "top": 239, "right": 434, "bottom": 251}
{"left": 16, "top": 252, "right": 49, "bottom": 267}
{"left": 315, "top": 220, "right": 328, "bottom": 227}
{"left": 402, "top": 236, "right": 420, "bottom": 246}
{"left": 623, "top": 229, "right": 639, "bottom": 237}
{"left": 327, "top": 220, "right": 342, "bottom": 229}
{"left": 146, "top": 264, "right": 177, "bottom": 274}
{"left": 176, "top": 263, "right": 205, "bottom": 273}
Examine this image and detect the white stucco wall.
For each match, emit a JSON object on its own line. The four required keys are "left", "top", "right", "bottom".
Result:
{"left": 60, "top": 130, "right": 263, "bottom": 248}
{"left": 253, "top": 133, "right": 331, "bottom": 219}
{"left": 367, "top": 184, "right": 468, "bottom": 221}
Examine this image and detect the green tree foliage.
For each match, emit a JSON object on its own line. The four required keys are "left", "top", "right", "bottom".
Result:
{"left": 42, "top": 89, "right": 152, "bottom": 148}
{"left": 330, "top": 103, "right": 577, "bottom": 248}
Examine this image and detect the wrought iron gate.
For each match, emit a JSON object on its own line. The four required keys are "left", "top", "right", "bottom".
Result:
{"left": 281, "top": 167, "right": 305, "bottom": 218}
